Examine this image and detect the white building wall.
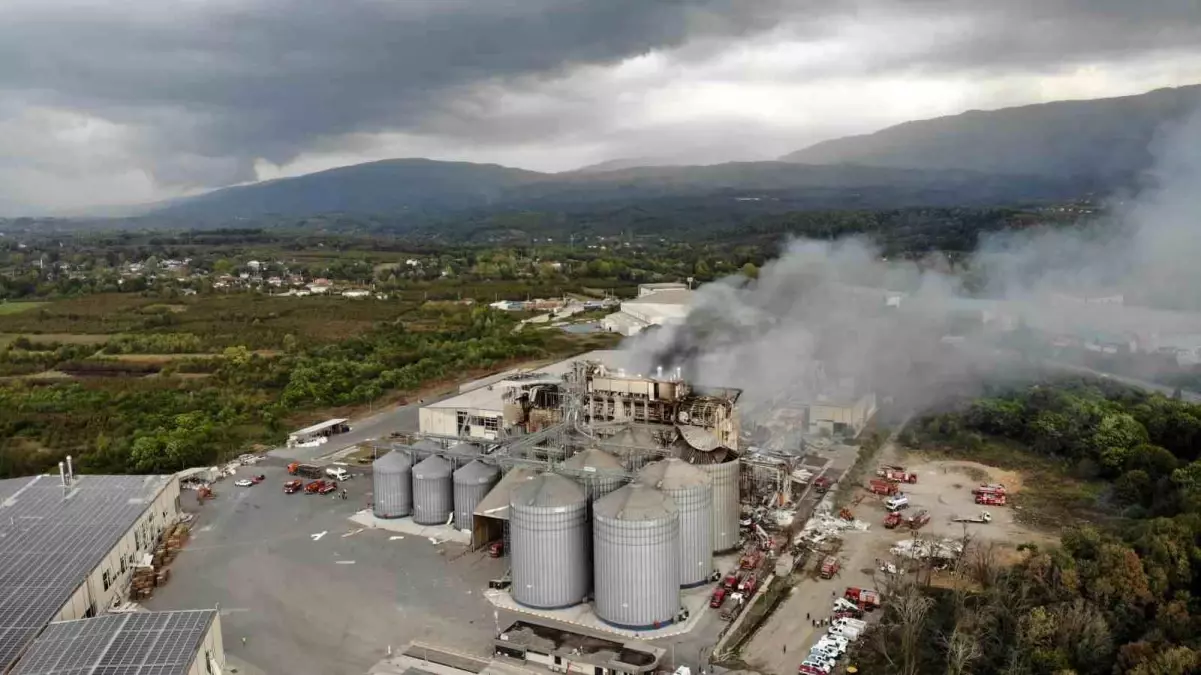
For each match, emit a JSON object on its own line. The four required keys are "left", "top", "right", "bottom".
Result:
{"left": 419, "top": 407, "right": 460, "bottom": 437}
{"left": 186, "top": 614, "right": 226, "bottom": 675}
{"left": 621, "top": 301, "right": 690, "bottom": 326}
{"left": 53, "top": 477, "right": 182, "bottom": 621}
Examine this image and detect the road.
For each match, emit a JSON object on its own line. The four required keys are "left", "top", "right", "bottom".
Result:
{"left": 271, "top": 396, "right": 444, "bottom": 463}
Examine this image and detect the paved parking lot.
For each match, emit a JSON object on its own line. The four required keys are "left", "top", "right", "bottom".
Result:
{"left": 145, "top": 460, "right": 504, "bottom": 675}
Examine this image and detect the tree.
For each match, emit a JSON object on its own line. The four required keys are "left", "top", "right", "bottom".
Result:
{"left": 739, "top": 262, "right": 759, "bottom": 279}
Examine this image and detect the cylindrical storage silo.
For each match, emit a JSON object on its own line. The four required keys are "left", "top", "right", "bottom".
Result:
{"left": 638, "top": 458, "right": 713, "bottom": 587}
{"left": 562, "top": 448, "right": 627, "bottom": 501}
{"left": 412, "top": 455, "right": 453, "bottom": 525}
{"left": 510, "top": 474, "right": 590, "bottom": 609}
{"left": 409, "top": 439, "right": 443, "bottom": 464}
{"left": 697, "top": 458, "right": 740, "bottom": 552}
{"left": 446, "top": 442, "right": 482, "bottom": 469}
{"left": 453, "top": 460, "right": 500, "bottom": 531}
{"left": 593, "top": 483, "right": 680, "bottom": 629}
{"left": 372, "top": 450, "right": 412, "bottom": 518}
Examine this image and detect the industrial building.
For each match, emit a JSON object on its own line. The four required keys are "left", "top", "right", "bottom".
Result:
{"left": 0, "top": 468, "right": 226, "bottom": 674}
{"left": 493, "top": 622, "right": 663, "bottom": 675}
{"left": 601, "top": 288, "right": 694, "bottom": 336}
{"left": 805, "top": 390, "right": 878, "bottom": 437}
{"left": 286, "top": 417, "right": 350, "bottom": 447}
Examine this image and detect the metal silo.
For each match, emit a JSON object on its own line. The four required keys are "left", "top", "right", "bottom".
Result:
{"left": 561, "top": 448, "right": 627, "bottom": 501}
{"left": 447, "top": 442, "right": 482, "bottom": 469}
{"left": 697, "top": 458, "right": 740, "bottom": 552}
{"left": 593, "top": 483, "right": 680, "bottom": 629}
{"left": 372, "top": 450, "right": 412, "bottom": 518}
{"left": 409, "top": 438, "right": 443, "bottom": 464}
{"left": 453, "top": 460, "right": 500, "bottom": 531}
{"left": 638, "top": 458, "right": 713, "bottom": 587}
{"left": 412, "top": 455, "right": 453, "bottom": 525}
{"left": 510, "top": 473, "right": 590, "bottom": 609}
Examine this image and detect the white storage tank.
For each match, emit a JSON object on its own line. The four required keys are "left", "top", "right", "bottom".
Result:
{"left": 510, "top": 473, "right": 590, "bottom": 609}
{"left": 453, "top": 460, "right": 500, "bottom": 531}
{"left": 697, "top": 457, "right": 740, "bottom": 552}
{"left": 412, "top": 455, "right": 454, "bottom": 525}
{"left": 561, "top": 448, "right": 627, "bottom": 501}
{"left": 593, "top": 483, "right": 680, "bottom": 629}
{"left": 373, "top": 450, "right": 412, "bottom": 518}
{"left": 638, "top": 458, "right": 713, "bottom": 587}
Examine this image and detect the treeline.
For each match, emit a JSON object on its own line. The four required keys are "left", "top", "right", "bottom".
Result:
{"left": 860, "top": 381, "right": 1201, "bottom": 674}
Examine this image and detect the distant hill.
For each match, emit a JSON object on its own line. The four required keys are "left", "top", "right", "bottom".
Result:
{"left": 151, "top": 158, "right": 1090, "bottom": 220}
{"left": 155, "top": 158, "right": 542, "bottom": 218}
{"left": 781, "top": 84, "right": 1201, "bottom": 182}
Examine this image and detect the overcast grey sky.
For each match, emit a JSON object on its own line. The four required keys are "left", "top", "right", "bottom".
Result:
{"left": 2, "top": 0, "right": 1199, "bottom": 213}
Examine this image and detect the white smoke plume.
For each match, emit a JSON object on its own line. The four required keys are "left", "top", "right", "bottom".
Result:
{"left": 620, "top": 106, "right": 1201, "bottom": 440}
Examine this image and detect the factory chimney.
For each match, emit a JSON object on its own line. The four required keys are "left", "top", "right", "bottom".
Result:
{"left": 66, "top": 455, "right": 74, "bottom": 483}
{"left": 58, "top": 462, "right": 67, "bottom": 487}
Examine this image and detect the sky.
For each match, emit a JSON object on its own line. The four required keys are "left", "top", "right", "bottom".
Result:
{"left": 2, "top": 0, "right": 1200, "bottom": 214}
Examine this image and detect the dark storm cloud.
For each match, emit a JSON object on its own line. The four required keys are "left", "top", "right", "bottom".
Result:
{"left": 0, "top": 0, "right": 798, "bottom": 186}
{"left": 0, "top": 0, "right": 1198, "bottom": 199}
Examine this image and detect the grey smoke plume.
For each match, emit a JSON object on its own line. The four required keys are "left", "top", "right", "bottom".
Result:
{"left": 621, "top": 106, "right": 1201, "bottom": 434}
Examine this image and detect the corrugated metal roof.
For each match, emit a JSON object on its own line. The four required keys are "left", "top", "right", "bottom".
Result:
{"left": 472, "top": 467, "right": 540, "bottom": 520}
{"left": 373, "top": 450, "right": 412, "bottom": 471}
{"left": 454, "top": 460, "right": 500, "bottom": 485}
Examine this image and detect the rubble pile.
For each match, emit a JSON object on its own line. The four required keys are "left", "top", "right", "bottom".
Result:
{"left": 889, "top": 537, "right": 963, "bottom": 561}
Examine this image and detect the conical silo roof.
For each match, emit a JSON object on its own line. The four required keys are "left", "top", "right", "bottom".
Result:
{"left": 454, "top": 459, "right": 499, "bottom": 485}
{"left": 412, "top": 454, "right": 452, "bottom": 479}
{"left": 373, "top": 449, "right": 411, "bottom": 471}
{"left": 638, "top": 458, "right": 710, "bottom": 491}
{"left": 511, "top": 473, "right": 585, "bottom": 509}
{"left": 595, "top": 482, "right": 678, "bottom": 521}
{"left": 563, "top": 448, "right": 624, "bottom": 472}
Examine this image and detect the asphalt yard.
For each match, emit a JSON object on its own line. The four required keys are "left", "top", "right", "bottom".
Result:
{"left": 144, "top": 460, "right": 504, "bottom": 675}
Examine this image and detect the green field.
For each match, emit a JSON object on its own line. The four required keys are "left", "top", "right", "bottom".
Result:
{"left": 0, "top": 301, "right": 46, "bottom": 315}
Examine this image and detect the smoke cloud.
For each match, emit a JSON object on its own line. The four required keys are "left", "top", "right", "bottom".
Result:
{"left": 621, "top": 106, "right": 1201, "bottom": 441}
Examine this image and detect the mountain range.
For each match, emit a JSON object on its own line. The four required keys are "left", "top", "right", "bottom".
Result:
{"left": 149, "top": 84, "right": 1201, "bottom": 220}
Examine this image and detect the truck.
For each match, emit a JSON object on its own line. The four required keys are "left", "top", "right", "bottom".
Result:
{"left": 868, "top": 478, "right": 899, "bottom": 496}
{"left": 973, "top": 483, "right": 1007, "bottom": 496}
{"left": 819, "top": 556, "right": 840, "bottom": 579}
{"left": 813, "top": 476, "right": 833, "bottom": 494}
{"left": 879, "top": 467, "right": 918, "bottom": 483}
{"left": 722, "top": 570, "right": 742, "bottom": 590}
{"left": 325, "top": 466, "right": 351, "bottom": 481}
{"left": 709, "top": 586, "right": 728, "bottom": 608}
{"left": 719, "top": 592, "right": 744, "bottom": 621}
{"left": 738, "top": 573, "right": 759, "bottom": 595}
{"left": 283, "top": 479, "right": 303, "bottom": 494}
{"left": 739, "top": 550, "right": 762, "bottom": 570}
{"left": 828, "top": 624, "right": 862, "bottom": 641}
{"left": 976, "top": 492, "right": 1007, "bottom": 506}
{"left": 883, "top": 512, "right": 902, "bottom": 529}
{"left": 953, "top": 511, "right": 993, "bottom": 523}
{"left": 885, "top": 494, "right": 910, "bottom": 511}
{"left": 288, "top": 463, "right": 324, "bottom": 479}
{"left": 845, "top": 587, "right": 882, "bottom": 610}
{"left": 906, "top": 509, "right": 931, "bottom": 530}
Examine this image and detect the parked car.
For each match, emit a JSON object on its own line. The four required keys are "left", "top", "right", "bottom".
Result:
{"left": 251, "top": 474, "right": 266, "bottom": 484}
{"left": 233, "top": 479, "right": 253, "bottom": 487}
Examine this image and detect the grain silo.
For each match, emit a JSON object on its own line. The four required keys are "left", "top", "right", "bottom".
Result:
{"left": 698, "top": 458, "right": 741, "bottom": 552}
{"left": 510, "top": 473, "right": 590, "bottom": 609}
{"left": 372, "top": 450, "right": 412, "bottom": 518}
{"left": 409, "top": 438, "right": 443, "bottom": 463}
{"left": 638, "top": 458, "right": 713, "bottom": 587}
{"left": 411, "top": 455, "right": 454, "bottom": 525}
{"left": 453, "top": 460, "right": 500, "bottom": 531}
{"left": 561, "top": 448, "right": 627, "bottom": 501}
{"left": 593, "top": 483, "right": 680, "bottom": 629}
{"left": 446, "top": 442, "right": 482, "bottom": 469}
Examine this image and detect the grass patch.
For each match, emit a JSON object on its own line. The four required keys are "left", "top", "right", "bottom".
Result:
{"left": 0, "top": 302, "right": 47, "bottom": 315}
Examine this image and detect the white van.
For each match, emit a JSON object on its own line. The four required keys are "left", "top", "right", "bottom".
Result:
{"left": 326, "top": 467, "right": 351, "bottom": 481}
{"left": 885, "top": 494, "right": 909, "bottom": 511}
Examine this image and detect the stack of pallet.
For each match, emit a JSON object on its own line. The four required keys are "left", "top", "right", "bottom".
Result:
{"left": 161, "top": 523, "right": 190, "bottom": 565}
{"left": 130, "top": 566, "right": 157, "bottom": 600}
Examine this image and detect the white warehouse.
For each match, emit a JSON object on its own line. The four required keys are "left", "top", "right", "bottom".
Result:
{"left": 602, "top": 288, "right": 694, "bottom": 337}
